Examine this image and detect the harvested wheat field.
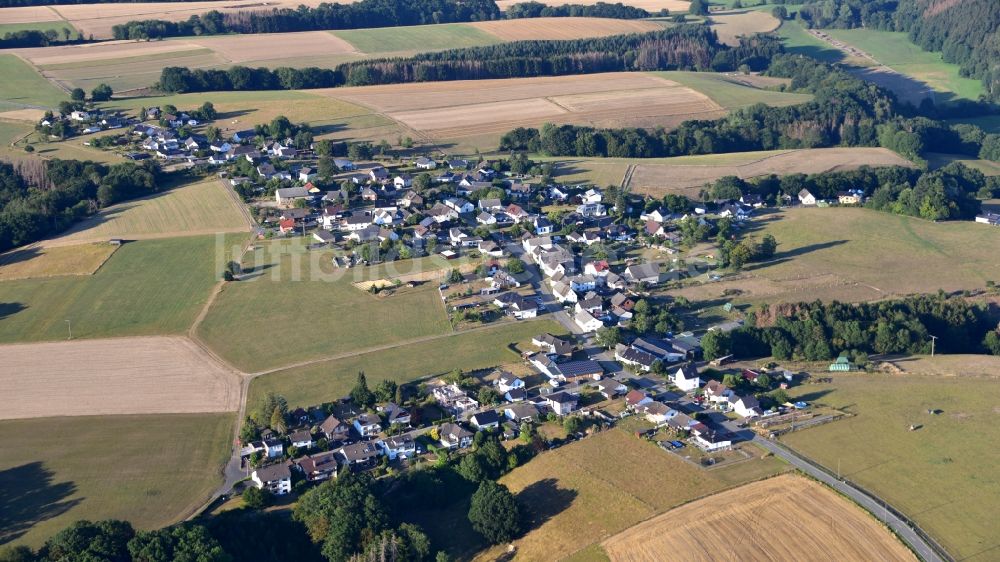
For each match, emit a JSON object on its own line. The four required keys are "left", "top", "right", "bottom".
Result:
{"left": 0, "top": 6, "right": 63, "bottom": 24}
{"left": 0, "top": 108, "right": 46, "bottom": 122}
{"left": 16, "top": 40, "right": 207, "bottom": 66}
{"left": 496, "top": 0, "right": 687, "bottom": 11}
{"left": 602, "top": 474, "right": 915, "bottom": 562}
{"left": 323, "top": 73, "right": 722, "bottom": 147}
{"left": 40, "top": 0, "right": 351, "bottom": 39}
{"left": 470, "top": 17, "right": 661, "bottom": 41}
{"left": 629, "top": 147, "right": 914, "bottom": 198}
{"left": 0, "top": 243, "right": 117, "bottom": 281}
{"left": 189, "top": 31, "right": 357, "bottom": 63}
{"left": 709, "top": 9, "right": 781, "bottom": 46}
{"left": 0, "top": 336, "right": 242, "bottom": 420}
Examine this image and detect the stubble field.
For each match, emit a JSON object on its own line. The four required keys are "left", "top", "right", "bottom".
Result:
{"left": 0, "top": 336, "right": 241, "bottom": 420}
{"left": 708, "top": 9, "right": 781, "bottom": 46}
{"left": 472, "top": 429, "right": 789, "bottom": 561}
{"left": 47, "top": 178, "right": 250, "bottom": 245}
{"left": 322, "top": 73, "right": 725, "bottom": 151}
{"left": 782, "top": 363, "right": 1000, "bottom": 560}
{"left": 0, "top": 243, "right": 117, "bottom": 281}
{"left": 601, "top": 474, "right": 914, "bottom": 562}
{"left": 628, "top": 147, "right": 914, "bottom": 198}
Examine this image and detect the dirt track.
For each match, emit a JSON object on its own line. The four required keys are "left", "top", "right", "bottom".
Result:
{"left": 0, "top": 336, "right": 242, "bottom": 419}
{"left": 602, "top": 474, "right": 915, "bottom": 561}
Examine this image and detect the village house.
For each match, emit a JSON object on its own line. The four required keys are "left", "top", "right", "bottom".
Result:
{"left": 252, "top": 463, "right": 292, "bottom": 495}
{"left": 730, "top": 394, "right": 763, "bottom": 418}
{"left": 625, "top": 390, "right": 653, "bottom": 410}
{"left": 615, "top": 344, "right": 658, "bottom": 372}
{"left": 433, "top": 384, "right": 479, "bottom": 414}
{"left": 495, "top": 371, "right": 525, "bottom": 393}
{"left": 624, "top": 263, "right": 661, "bottom": 285}
{"left": 798, "top": 189, "right": 817, "bottom": 206}
{"left": 320, "top": 415, "right": 351, "bottom": 442}
{"left": 289, "top": 429, "right": 314, "bottom": 449}
{"left": 670, "top": 363, "right": 702, "bottom": 392}
{"left": 470, "top": 410, "right": 502, "bottom": 431}
{"left": 337, "top": 441, "right": 381, "bottom": 469}
{"left": 493, "top": 292, "right": 538, "bottom": 319}
{"left": 353, "top": 413, "right": 382, "bottom": 438}
{"left": 275, "top": 186, "right": 311, "bottom": 206}
{"left": 295, "top": 451, "right": 340, "bottom": 482}
{"left": 439, "top": 422, "right": 474, "bottom": 449}
{"left": 380, "top": 403, "right": 411, "bottom": 427}
{"left": 573, "top": 309, "right": 604, "bottom": 333}
{"left": 504, "top": 403, "right": 539, "bottom": 423}
{"left": 593, "top": 379, "right": 627, "bottom": 399}
{"left": 378, "top": 434, "right": 416, "bottom": 460}
{"left": 532, "top": 333, "right": 573, "bottom": 356}
{"left": 545, "top": 392, "right": 579, "bottom": 416}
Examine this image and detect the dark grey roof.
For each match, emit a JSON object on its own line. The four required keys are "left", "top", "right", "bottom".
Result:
{"left": 472, "top": 410, "right": 501, "bottom": 426}
{"left": 255, "top": 462, "right": 290, "bottom": 482}
{"left": 553, "top": 360, "right": 603, "bottom": 378}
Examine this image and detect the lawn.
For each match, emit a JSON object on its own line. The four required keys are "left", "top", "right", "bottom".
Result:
{"left": 823, "top": 28, "right": 984, "bottom": 102}
{"left": 333, "top": 23, "right": 501, "bottom": 54}
{"left": 197, "top": 239, "right": 455, "bottom": 372}
{"left": 472, "top": 428, "right": 789, "bottom": 561}
{"left": 657, "top": 71, "right": 813, "bottom": 110}
{"left": 0, "top": 54, "right": 67, "bottom": 111}
{"left": 247, "top": 319, "right": 563, "bottom": 409}
{"left": 53, "top": 177, "right": 249, "bottom": 242}
{"left": 674, "top": 207, "right": 1000, "bottom": 305}
{"left": 0, "top": 413, "right": 234, "bottom": 548}
{"left": 0, "top": 243, "right": 117, "bottom": 281}
{"left": 0, "top": 235, "right": 229, "bottom": 343}
{"left": 781, "top": 365, "right": 1000, "bottom": 560}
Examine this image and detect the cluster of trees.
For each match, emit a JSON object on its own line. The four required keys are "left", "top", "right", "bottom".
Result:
{"left": 0, "top": 159, "right": 162, "bottom": 251}
{"left": 157, "top": 27, "right": 781, "bottom": 92}
{"left": 703, "top": 163, "right": 995, "bottom": 221}
{"left": 0, "top": 520, "right": 231, "bottom": 562}
{"left": 113, "top": 0, "right": 502, "bottom": 39}
{"left": 792, "top": 0, "right": 999, "bottom": 103}
{"left": 500, "top": 54, "right": 895, "bottom": 156}
{"left": 701, "top": 294, "right": 999, "bottom": 362}
{"left": 505, "top": 1, "right": 656, "bottom": 19}
{"left": 0, "top": 27, "right": 81, "bottom": 48}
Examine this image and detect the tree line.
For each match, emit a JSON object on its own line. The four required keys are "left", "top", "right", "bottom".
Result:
{"left": 112, "top": 0, "right": 650, "bottom": 40}
{"left": 701, "top": 293, "right": 1000, "bottom": 362}
{"left": 790, "top": 0, "right": 1000, "bottom": 103}
{"left": 157, "top": 27, "right": 781, "bottom": 93}
{"left": 0, "top": 28, "right": 84, "bottom": 48}
{"left": 0, "top": 159, "right": 162, "bottom": 252}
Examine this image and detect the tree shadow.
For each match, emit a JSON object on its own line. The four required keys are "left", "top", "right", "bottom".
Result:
{"left": 0, "top": 462, "right": 81, "bottom": 545}
{"left": 516, "top": 478, "right": 577, "bottom": 532}
{"left": 794, "top": 388, "right": 834, "bottom": 403}
{"left": 0, "top": 302, "right": 27, "bottom": 321}
{"left": 0, "top": 247, "right": 42, "bottom": 268}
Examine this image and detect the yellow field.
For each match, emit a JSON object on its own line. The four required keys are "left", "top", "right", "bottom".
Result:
{"left": 322, "top": 72, "right": 723, "bottom": 150}
{"left": 49, "top": 178, "right": 249, "bottom": 245}
{"left": 495, "top": 0, "right": 688, "bottom": 11}
{"left": 474, "top": 429, "right": 789, "bottom": 561}
{"left": 602, "top": 474, "right": 915, "bottom": 562}
{"left": 0, "top": 336, "right": 241, "bottom": 420}
{"left": 709, "top": 10, "right": 781, "bottom": 46}
{"left": 629, "top": 147, "right": 913, "bottom": 198}
{"left": 0, "top": 243, "right": 116, "bottom": 281}
{"left": 470, "top": 17, "right": 661, "bottom": 41}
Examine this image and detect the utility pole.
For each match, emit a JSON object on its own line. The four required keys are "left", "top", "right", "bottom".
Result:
{"left": 929, "top": 334, "right": 938, "bottom": 357}
{"left": 65, "top": 319, "right": 72, "bottom": 340}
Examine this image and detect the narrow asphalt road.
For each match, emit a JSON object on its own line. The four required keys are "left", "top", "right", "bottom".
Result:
{"left": 752, "top": 437, "right": 946, "bottom": 562}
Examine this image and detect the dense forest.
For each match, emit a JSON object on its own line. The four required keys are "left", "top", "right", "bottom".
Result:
{"left": 792, "top": 0, "right": 1000, "bottom": 102}
{"left": 701, "top": 294, "right": 1000, "bottom": 362}
{"left": 0, "top": 159, "right": 162, "bottom": 251}
{"left": 158, "top": 27, "right": 779, "bottom": 92}
{"left": 111, "top": 0, "right": 649, "bottom": 39}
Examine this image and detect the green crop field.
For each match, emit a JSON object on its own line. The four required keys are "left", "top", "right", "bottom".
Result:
{"left": 471, "top": 428, "right": 788, "bottom": 561}
{"left": 197, "top": 239, "right": 456, "bottom": 372}
{"left": 673, "top": 206, "right": 1000, "bottom": 305}
{"left": 823, "top": 29, "right": 984, "bottom": 102}
{"left": 333, "top": 23, "right": 501, "bottom": 54}
{"left": 782, "top": 363, "right": 1000, "bottom": 560}
{"left": 248, "top": 319, "right": 564, "bottom": 409}
{"left": 657, "top": 71, "right": 813, "bottom": 110}
{"left": 0, "top": 54, "right": 68, "bottom": 111}
{"left": 0, "top": 235, "right": 229, "bottom": 343}
{"left": 53, "top": 177, "right": 250, "bottom": 242}
{"left": 0, "top": 413, "right": 234, "bottom": 548}
{"left": 775, "top": 20, "right": 851, "bottom": 64}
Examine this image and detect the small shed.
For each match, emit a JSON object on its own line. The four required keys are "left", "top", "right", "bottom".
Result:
{"left": 828, "top": 356, "right": 853, "bottom": 372}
